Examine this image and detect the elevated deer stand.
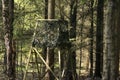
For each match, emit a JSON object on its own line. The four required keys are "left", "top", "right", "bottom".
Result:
{"left": 23, "top": 19, "right": 68, "bottom": 80}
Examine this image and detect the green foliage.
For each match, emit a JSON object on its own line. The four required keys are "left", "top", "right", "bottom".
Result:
{"left": 80, "top": 0, "right": 88, "bottom": 4}
{"left": 14, "top": 0, "right": 45, "bottom": 38}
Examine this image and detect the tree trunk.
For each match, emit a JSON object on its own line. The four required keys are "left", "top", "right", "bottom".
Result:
{"left": 102, "top": 0, "right": 119, "bottom": 80}
{"left": 89, "top": 0, "right": 94, "bottom": 76}
{"left": 114, "top": 0, "right": 120, "bottom": 79}
{"left": 48, "top": 0, "right": 55, "bottom": 19}
{"left": 42, "top": 0, "right": 48, "bottom": 77}
{"left": 2, "top": 0, "right": 16, "bottom": 80}
{"left": 45, "top": 0, "right": 48, "bottom": 19}
{"left": 95, "top": 0, "right": 104, "bottom": 78}
{"left": 45, "top": 0, "right": 55, "bottom": 80}
{"left": 66, "top": 0, "right": 78, "bottom": 80}
{"left": 45, "top": 47, "right": 54, "bottom": 80}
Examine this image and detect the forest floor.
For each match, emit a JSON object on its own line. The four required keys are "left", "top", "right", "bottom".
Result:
{"left": 0, "top": 71, "right": 120, "bottom": 80}
{"left": 0, "top": 71, "right": 102, "bottom": 80}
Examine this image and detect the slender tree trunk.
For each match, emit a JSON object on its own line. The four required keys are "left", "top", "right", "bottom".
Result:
{"left": 114, "top": 0, "right": 120, "bottom": 79}
{"left": 45, "top": 0, "right": 55, "bottom": 80}
{"left": 45, "top": 0, "right": 48, "bottom": 19}
{"left": 95, "top": 0, "right": 104, "bottom": 78}
{"left": 2, "top": 0, "right": 16, "bottom": 80}
{"left": 89, "top": 0, "right": 94, "bottom": 76}
{"left": 66, "top": 0, "right": 78, "bottom": 80}
{"left": 48, "top": 0, "right": 55, "bottom": 19}
{"left": 102, "top": 0, "right": 119, "bottom": 80}
{"left": 42, "top": 0, "right": 48, "bottom": 77}
{"left": 45, "top": 47, "right": 54, "bottom": 80}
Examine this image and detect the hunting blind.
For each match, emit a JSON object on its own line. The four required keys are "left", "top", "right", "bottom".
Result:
{"left": 32, "top": 19, "right": 69, "bottom": 48}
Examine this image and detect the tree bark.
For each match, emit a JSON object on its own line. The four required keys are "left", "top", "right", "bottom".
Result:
{"left": 89, "top": 0, "right": 94, "bottom": 76}
{"left": 48, "top": 0, "right": 55, "bottom": 19}
{"left": 45, "top": 0, "right": 55, "bottom": 80}
{"left": 114, "top": 0, "right": 120, "bottom": 79}
{"left": 2, "top": 0, "right": 16, "bottom": 80}
{"left": 45, "top": 0, "right": 48, "bottom": 19}
{"left": 65, "top": 0, "right": 78, "bottom": 80}
{"left": 95, "top": 0, "right": 104, "bottom": 78}
{"left": 45, "top": 47, "right": 54, "bottom": 80}
{"left": 102, "top": 0, "right": 119, "bottom": 80}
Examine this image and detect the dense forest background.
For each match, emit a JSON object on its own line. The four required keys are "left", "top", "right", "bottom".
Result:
{"left": 0, "top": 0, "right": 120, "bottom": 80}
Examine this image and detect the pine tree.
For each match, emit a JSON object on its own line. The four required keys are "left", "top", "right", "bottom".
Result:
{"left": 45, "top": 0, "right": 55, "bottom": 80}
{"left": 95, "top": 0, "right": 104, "bottom": 78}
{"left": 2, "top": 0, "right": 16, "bottom": 80}
{"left": 102, "top": 0, "right": 120, "bottom": 80}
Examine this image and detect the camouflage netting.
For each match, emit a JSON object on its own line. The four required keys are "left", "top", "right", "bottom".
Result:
{"left": 32, "top": 19, "right": 69, "bottom": 48}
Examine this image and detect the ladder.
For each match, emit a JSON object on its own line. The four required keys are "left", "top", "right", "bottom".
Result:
{"left": 23, "top": 47, "right": 59, "bottom": 80}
